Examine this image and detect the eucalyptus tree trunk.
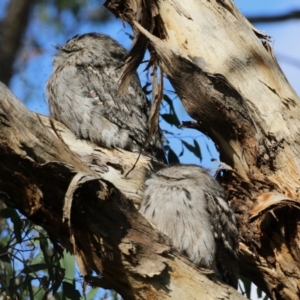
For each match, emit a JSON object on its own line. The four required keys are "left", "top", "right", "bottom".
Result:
{"left": 1, "top": 0, "right": 299, "bottom": 299}
{"left": 104, "top": 0, "right": 300, "bottom": 299}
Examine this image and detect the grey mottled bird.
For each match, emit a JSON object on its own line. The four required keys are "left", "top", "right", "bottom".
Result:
{"left": 46, "top": 33, "right": 165, "bottom": 161}
{"left": 139, "top": 164, "right": 238, "bottom": 288}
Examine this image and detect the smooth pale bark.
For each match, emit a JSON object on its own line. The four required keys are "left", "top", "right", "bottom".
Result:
{"left": 105, "top": 0, "right": 300, "bottom": 299}
{"left": 0, "top": 82, "right": 246, "bottom": 299}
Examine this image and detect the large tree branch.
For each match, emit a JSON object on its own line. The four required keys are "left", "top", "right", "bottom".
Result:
{"left": 105, "top": 0, "right": 300, "bottom": 299}
{"left": 0, "top": 0, "right": 33, "bottom": 85}
{"left": 0, "top": 82, "right": 246, "bottom": 299}
{"left": 247, "top": 10, "right": 300, "bottom": 24}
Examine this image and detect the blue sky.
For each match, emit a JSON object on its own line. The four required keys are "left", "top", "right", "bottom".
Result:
{"left": 236, "top": 0, "right": 300, "bottom": 15}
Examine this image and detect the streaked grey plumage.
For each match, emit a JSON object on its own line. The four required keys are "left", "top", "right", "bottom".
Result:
{"left": 46, "top": 33, "right": 165, "bottom": 161}
{"left": 139, "top": 164, "right": 238, "bottom": 288}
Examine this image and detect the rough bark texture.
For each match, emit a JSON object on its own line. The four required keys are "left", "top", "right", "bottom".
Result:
{"left": 104, "top": 0, "right": 300, "bottom": 299}
{"left": 2, "top": 0, "right": 299, "bottom": 298}
{"left": 0, "top": 82, "right": 246, "bottom": 299}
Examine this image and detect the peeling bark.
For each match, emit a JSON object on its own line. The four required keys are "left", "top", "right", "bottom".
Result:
{"left": 0, "top": 83, "right": 246, "bottom": 299}
{"left": 104, "top": 0, "right": 300, "bottom": 299}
